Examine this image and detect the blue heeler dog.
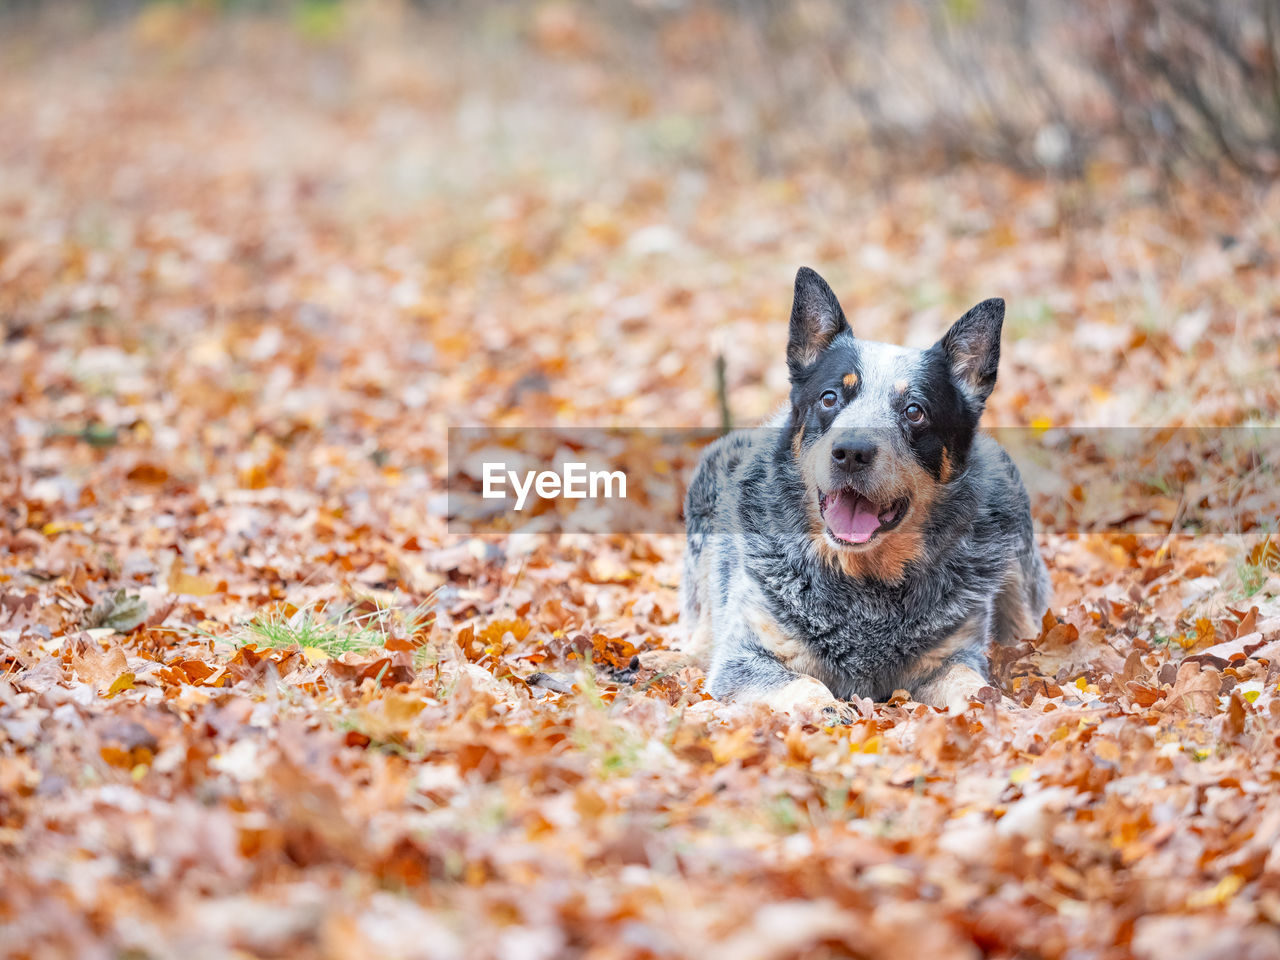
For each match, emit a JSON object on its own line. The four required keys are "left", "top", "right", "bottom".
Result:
{"left": 681, "top": 267, "right": 1050, "bottom": 718}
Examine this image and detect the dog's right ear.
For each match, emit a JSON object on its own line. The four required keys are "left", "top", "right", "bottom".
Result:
{"left": 787, "top": 267, "right": 849, "bottom": 375}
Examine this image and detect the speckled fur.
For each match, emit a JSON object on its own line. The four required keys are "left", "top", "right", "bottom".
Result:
{"left": 682, "top": 268, "right": 1050, "bottom": 710}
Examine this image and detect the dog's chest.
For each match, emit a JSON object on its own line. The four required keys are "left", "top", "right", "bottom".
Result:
{"left": 751, "top": 552, "right": 973, "bottom": 665}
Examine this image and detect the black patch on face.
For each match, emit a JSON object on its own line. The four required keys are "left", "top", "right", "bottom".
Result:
{"left": 908, "top": 346, "right": 982, "bottom": 479}
{"left": 782, "top": 336, "right": 860, "bottom": 459}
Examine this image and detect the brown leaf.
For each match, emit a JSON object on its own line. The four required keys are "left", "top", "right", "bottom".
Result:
{"left": 1185, "top": 631, "right": 1266, "bottom": 668}
{"left": 1224, "top": 691, "right": 1248, "bottom": 737}
{"left": 167, "top": 557, "right": 221, "bottom": 597}
{"left": 1163, "top": 661, "right": 1221, "bottom": 715}
{"left": 1125, "top": 681, "right": 1161, "bottom": 707}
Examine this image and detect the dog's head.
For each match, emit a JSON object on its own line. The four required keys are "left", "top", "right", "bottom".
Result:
{"left": 784, "top": 267, "right": 1003, "bottom": 579}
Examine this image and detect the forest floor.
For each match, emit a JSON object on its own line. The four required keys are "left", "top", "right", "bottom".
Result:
{"left": 3, "top": 8, "right": 1280, "bottom": 960}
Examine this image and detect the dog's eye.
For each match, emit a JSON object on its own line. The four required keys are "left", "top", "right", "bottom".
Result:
{"left": 904, "top": 403, "right": 926, "bottom": 423}
{"left": 820, "top": 391, "right": 838, "bottom": 409}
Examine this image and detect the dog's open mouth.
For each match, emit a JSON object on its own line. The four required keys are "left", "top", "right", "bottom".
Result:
{"left": 818, "top": 489, "right": 909, "bottom": 545}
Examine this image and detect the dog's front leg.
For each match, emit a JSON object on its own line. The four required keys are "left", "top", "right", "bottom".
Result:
{"left": 908, "top": 609, "right": 1002, "bottom": 711}
{"left": 708, "top": 637, "right": 855, "bottom": 724}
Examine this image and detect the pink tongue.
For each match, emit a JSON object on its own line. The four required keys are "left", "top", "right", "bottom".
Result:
{"left": 825, "top": 491, "right": 882, "bottom": 544}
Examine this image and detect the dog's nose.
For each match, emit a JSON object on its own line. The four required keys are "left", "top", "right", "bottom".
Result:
{"left": 831, "top": 438, "right": 878, "bottom": 470}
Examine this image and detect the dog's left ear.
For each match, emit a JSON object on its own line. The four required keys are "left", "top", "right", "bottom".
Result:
{"left": 939, "top": 298, "right": 1003, "bottom": 403}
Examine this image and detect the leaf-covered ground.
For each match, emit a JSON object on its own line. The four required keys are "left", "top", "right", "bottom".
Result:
{"left": 3, "top": 10, "right": 1280, "bottom": 960}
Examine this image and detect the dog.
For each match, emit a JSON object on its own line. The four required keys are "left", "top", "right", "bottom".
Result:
{"left": 680, "top": 267, "right": 1049, "bottom": 717}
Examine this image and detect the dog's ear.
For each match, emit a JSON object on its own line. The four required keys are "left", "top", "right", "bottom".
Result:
{"left": 939, "top": 298, "right": 1003, "bottom": 404}
{"left": 788, "top": 267, "right": 849, "bottom": 375}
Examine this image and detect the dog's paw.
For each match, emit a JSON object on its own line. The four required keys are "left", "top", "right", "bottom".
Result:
{"left": 636, "top": 650, "right": 693, "bottom": 673}
{"left": 943, "top": 681, "right": 989, "bottom": 713}
{"left": 760, "top": 676, "right": 853, "bottom": 725}
{"left": 820, "top": 700, "right": 859, "bottom": 726}
{"left": 915, "top": 664, "right": 994, "bottom": 713}
{"left": 942, "top": 683, "right": 1021, "bottom": 713}
{"left": 780, "top": 695, "right": 855, "bottom": 726}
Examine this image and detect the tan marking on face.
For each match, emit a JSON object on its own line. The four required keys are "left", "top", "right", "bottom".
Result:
{"left": 814, "top": 526, "right": 925, "bottom": 582}
{"left": 797, "top": 429, "right": 829, "bottom": 533}
{"left": 806, "top": 445, "right": 944, "bottom": 582}
{"left": 894, "top": 379, "right": 909, "bottom": 393}
{"left": 800, "top": 359, "right": 950, "bottom": 580}
{"left": 939, "top": 448, "right": 952, "bottom": 484}
{"left": 843, "top": 372, "right": 858, "bottom": 388}
{"left": 791, "top": 423, "right": 805, "bottom": 460}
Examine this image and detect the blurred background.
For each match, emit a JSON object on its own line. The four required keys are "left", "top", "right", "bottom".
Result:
{"left": 5, "top": 6, "right": 1280, "bottom": 957}
{"left": 8, "top": 0, "right": 1280, "bottom": 178}
{"left": 2, "top": 0, "right": 1278, "bottom": 447}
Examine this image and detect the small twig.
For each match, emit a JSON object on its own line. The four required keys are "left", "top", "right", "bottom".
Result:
{"left": 715, "top": 353, "right": 732, "bottom": 435}
{"left": 1264, "top": 0, "right": 1280, "bottom": 143}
